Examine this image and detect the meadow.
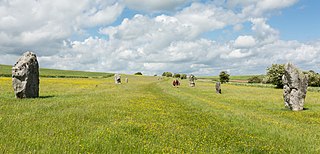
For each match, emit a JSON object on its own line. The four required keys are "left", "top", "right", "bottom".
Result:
{"left": 1, "top": 69, "right": 320, "bottom": 153}
{"left": 0, "top": 64, "right": 113, "bottom": 78}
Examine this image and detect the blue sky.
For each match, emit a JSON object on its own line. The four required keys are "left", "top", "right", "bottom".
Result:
{"left": 269, "top": 0, "right": 320, "bottom": 41}
{"left": 1, "top": 0, "right": 320, "bottom": 75}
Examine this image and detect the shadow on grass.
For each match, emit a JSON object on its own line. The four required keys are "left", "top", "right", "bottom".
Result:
{"left": 280, "top": 108, "right": 310, "bottom": 111}
{"left": 39, "top": 95, "right": 55, "bottom": 99}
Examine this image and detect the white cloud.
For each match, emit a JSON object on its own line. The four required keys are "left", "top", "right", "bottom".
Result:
{"left": 228, "top": 0, "right": 298, "bottom": 16}
{"left": 256, "top": 0, "right": 298, "bottom": 11}
{"left": 0, "top": 0, "right": 123, "bottom": 56}
{"left": 32, "top": 33, "right": 320, "bottom": 75}
{"left": 251, "top": 18, "right": 279, "bottom": 44}
{"left": 234, "top": 35, "right": 256, "bottom": 48}
{"left": 231, "top": 49, "right": 252, "bottom": 58}
{"left": 123, "top": 0, "right": 191, "bottom": 12}
{"left": 76, "top": 2, "right": 123, "bottom": 27}
{"left": 100, "top": 14, "right": 195, "bottom": 56}
{"left": 176, "top": 3, "right": 242, "bottom": 36}
{"left": 1, "top": 0, "right": 320, "bottom": 76}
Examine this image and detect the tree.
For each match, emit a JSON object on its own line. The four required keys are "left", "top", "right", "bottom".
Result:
{"left": 266, "top": 64, "right": 285, "bottom": 88}
{"left": 162, "top": 72, "right": 173, "bottom": 77}
{"left": 307, "top": 70, "right": 320, "bottom": 87}
{"left": 134, "top": 72, "right": 143, "bottom": 75}
{"left": 166, "top": 72, "right": 173, "bottom": 77}
{"left": 219, "top": 71, "right": 230, "bottom": 83}
{"left": 173, "top": 73, "right": 181, "bottom": 78}
{"left": 180, "top": 74, "right": 187, "bottom": 79}
{"left": 248, "top": 76, "right": 263, "bottom": 83}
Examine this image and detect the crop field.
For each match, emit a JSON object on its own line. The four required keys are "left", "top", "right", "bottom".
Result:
{"left": 1, "top": 73, "right": 320, "bottom": 153}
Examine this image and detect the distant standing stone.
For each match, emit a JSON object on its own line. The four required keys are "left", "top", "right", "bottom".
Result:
{"left": 125, "top": 77, "right": 128, "bottom": 83}
{"left": 115, "top": 74, "right": 121, "bottom": 84}
{"left": 282, "top": 63, "right": 308, "bottom": 111}
{"left": 216, "top": 82, "right": 221, "bottom": 94}
{"left": 12, "top": 51, "right": 39, "bottom": 98}
{"left": 189, "top": 74, "right": 196, "bottom": 87}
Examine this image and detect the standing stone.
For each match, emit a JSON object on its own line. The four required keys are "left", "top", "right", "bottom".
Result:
{"left": 282, "top": 63, "right": 308, "bottom": 111}
{"left": 125, "top": 77, "right": 128, "bottom": 83}
{"left": 12, "top": 51, "right": 39, "bottom": 98}
{"left": 216, "top": 82, "right": 221, "bottom": 94}
{"left": 189, "top": 74, "right": 196, "bottom": 87}
{"left": 115, "top": 74, "right": 121, "bottom": 84}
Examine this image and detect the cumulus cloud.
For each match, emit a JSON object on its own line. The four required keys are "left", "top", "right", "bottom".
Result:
{"left": 228, "top": 0, "right": 298, "bottom": 16}
{"left": 251, "top": 18, "right": 279, "bottom": 44}
{"left": 123, "top": 0, "right": 191, "bottom": 12}
{"left": 176, "top": 3, "right": 242, "bottom": 36}
{"left": 76, "top": 2, "right": 124, "bottom": 28}
{"left": 35, "top": 34, "right": 320, "bottom": 75}
{"left": 1, "top": 0, "right": 319, "bottom": 76}
{"left": 0, "top": 0, "right": 123, "bottom": 56}
{"left": 234, "top": 35, "right": 256, "bottom": 48}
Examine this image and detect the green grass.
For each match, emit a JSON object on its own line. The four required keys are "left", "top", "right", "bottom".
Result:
{"left": 1, "top": 74, "right": 320, "bottom": 153}
{"left": 226, "top": 81, "right": 320, "bottom": 92}
{"left": 0, "top": 64, "right": 113, "bottom": 78}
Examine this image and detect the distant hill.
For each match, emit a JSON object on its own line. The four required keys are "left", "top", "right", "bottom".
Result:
{"left": 0, "top": 64, "right": 113, "bottom": 78}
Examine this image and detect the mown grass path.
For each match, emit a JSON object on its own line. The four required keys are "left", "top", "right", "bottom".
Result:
{"left": 1, "top": 76, "right": 320, "bottom": 153}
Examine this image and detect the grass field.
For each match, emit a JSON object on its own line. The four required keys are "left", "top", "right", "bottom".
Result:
{"left": 0, "top": 64, "right": 113, "bottom": 78}
{"left": 1, "top": 72, "right": 320, "bottom": 153}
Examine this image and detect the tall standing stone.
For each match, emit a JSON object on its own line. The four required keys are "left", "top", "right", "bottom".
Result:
{"left": 115, "top": 74, "right": 121, "bottom": 84}
{"left": 282, "top": 63, "right": 308, "bottom": 111}
{"left": 216, "top": 82, "right": 221, "bottom": 94}
{"left": 12, "top": 51, "right": 39, "bottom": 98}
{"left": 189, "top": 74, "right": 196, "bottom": 87}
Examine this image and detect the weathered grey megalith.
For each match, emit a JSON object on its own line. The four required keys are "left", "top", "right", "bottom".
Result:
{"left": 114, "top": 74, "right": 121, "bottom": 84}
{"left": 282, "top": 63, "right": 308, "bottom": 111}
{"left": 12, "top": 51, "right": 39, "bottom": 98}
{"left": 189, "top": 74, "right": 195, "bottom": 87}
{"left": 216, "top": 82, "right": 221, "bottom": 94}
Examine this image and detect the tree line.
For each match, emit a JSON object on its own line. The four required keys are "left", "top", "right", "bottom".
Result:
{"left": 211, "top": 64, "right": 320, "bottom": 88}
{"left": 140, "top": 64, "right": 320, "bottom": 88}
{"left": 162, "top": 72, "right": 187, "bottom": 79}
{"left": 161, "top": 71, "right": 230, "bottom": 83}
{"left": 246, "top": 64, "right": 320, "bottom": 88}
{"left": 264, "top": 64, "right": 320, "bottom": 88}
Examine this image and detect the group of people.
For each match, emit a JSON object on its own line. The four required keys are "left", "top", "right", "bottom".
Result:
{"left": 172, "top": 79, "right": 180, "bottom": 87}
{"left": 172, "top": 78, "right": 221, "bottom": 94}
